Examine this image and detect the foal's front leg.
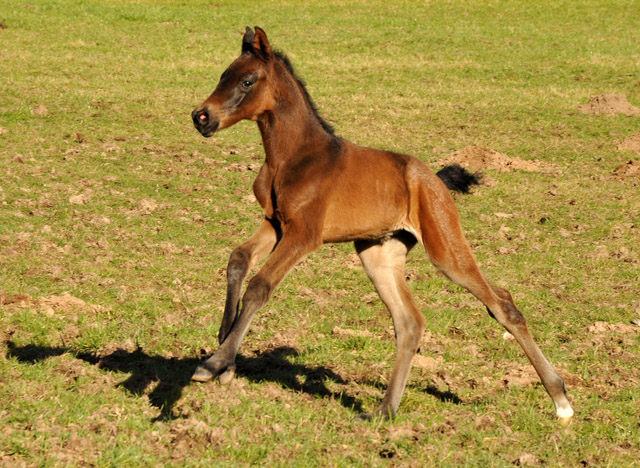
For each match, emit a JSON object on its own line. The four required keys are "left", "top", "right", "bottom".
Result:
{"left": 192, "top": 223, "right": 318, "bottom": 383}
{"left": 218, "top": 220, "right": 279, "bottom": 344}
{"left": 192, "top": 220, "right": 278, "bottom": 383}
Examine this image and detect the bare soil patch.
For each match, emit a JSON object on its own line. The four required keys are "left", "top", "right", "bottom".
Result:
{"left": 439, "top": 146, "right": 545, "bottom": 173}
{"left": 0, "top": 291, "right": 101, "bottom": 317}
{"left": 612, "top": 160, "right": 640, "bottom": 179}
{"left": 332, "top": 326, "right": 376, "bottom": 339}
{"left": 617, "top": 132, "right": 640, "bottom": 155}
{"left": 579, "top": 94, "right": 640, "bottom": 116}
{"left": 502, "top": 364, "right": 539, "bottom": 388}
{"left": 412, "top": 353, "right": 443, "bottom": 370}
{"left": 587, "top": 321, "right": 639, "bottom": 335}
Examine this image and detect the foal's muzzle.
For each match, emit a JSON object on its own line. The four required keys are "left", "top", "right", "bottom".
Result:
{"left": 192, "top": 107, "right": 219, "bottom": 137}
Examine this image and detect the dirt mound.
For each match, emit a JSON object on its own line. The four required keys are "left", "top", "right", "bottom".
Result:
{"left": 0, "top": 291, "right": 100, "bottom": 315}
{"left": 612, "top": 160, "right": 640, "bottom": 179}
{"left": 503, "top": 365, "right": 539, "bottom": 388}
{"left": 440, "top": 146, "right": 543, "bottom": 172}
{"left": 579, "top": 94, "right": 640, "bottom": 116}
{"left": 0, "top": 292, "right": 34, "bottom": 306}
{"left": 587, "top": 321, "right": 640, "bottom": 335}
{"left": 618, "top": 132, "right": 640, "bottom": 155}
{"left": 413, "top": 353, "right": 443, "bottom": 370}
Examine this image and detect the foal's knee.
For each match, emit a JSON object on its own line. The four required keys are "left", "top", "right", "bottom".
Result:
{"left": 227, "top": 246, "right": 252, "bottom": 282}
{"left": 503, "top": 301, "right": 526, "bottom": 327}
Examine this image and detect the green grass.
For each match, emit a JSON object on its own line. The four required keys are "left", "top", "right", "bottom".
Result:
{"left": 2, "top": 0, "right": 640, "bottom": 466}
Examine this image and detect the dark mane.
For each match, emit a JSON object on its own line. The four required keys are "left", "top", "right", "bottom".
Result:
{"left": 273, "top": 50, "right": 337, "bottom": 137}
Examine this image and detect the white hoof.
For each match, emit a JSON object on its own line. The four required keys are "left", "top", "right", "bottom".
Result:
{"left": 556, "top": 405, "right": 574, "bottom": 424}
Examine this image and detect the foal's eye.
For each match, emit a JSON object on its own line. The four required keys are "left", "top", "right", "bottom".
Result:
{"left": 242, "top": 80, "right": 253, "bottom": 89}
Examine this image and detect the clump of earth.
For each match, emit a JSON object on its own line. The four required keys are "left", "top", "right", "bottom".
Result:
{"left": 618, "top": 132, "right": 640, "bottom": 155}
{"left": 439, "top": 146, "right": 544, "bottom": 172}
{"left": 579, "top": 94, "right": 640, "bottom": 116}
{"left": 612, "top": 160, "right": 640, "bottom": 179}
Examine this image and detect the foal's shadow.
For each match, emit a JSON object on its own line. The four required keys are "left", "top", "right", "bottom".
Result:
{"left": 236, "top": 346, "right": 363, "bottom": 413}
{"left": 5, "top": 341, "right": 363, "bottom": 420}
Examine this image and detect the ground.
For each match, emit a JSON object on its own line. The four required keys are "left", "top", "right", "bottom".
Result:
{"left": 1, "top": 1, "right": 639, "bottom": 467}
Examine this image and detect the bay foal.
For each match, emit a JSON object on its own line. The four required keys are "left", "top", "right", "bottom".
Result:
{"left": 191, "top": 27, "right": 573, "bottom": 422}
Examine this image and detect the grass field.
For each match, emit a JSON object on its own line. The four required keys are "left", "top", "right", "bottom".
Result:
{"left": 1, "top": 0, "right": 639, "bottom": 466}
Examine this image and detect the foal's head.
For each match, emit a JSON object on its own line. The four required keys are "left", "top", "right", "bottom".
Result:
{"left": 192, "top": 27, "right": 277, "bottom": 137}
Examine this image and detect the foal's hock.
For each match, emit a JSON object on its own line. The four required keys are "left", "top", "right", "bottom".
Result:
{"left": 190, "top": 26, "right": 573, "bottom": 422}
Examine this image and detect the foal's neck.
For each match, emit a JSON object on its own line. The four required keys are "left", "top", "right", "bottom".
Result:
{"left": 257, "top": 60, "right": 335, "bottom": 169}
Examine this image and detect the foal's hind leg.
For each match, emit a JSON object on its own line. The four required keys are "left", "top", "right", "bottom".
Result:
{"left": 417, "top": 181, "right": 573, "bottom": 422}
{"left": 355, "top": 232, "right": 425, "bottom": 419}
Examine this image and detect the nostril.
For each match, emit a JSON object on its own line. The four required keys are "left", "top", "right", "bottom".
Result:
{"left": 192, "top": 108, "right": 210, "bottom": 127}
{"left": 198, "top": 110, "right": 209, "bottom": 124}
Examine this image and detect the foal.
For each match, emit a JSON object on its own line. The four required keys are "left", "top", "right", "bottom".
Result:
{"left": 191, "top": 27, "right": 573, "bottom": 422}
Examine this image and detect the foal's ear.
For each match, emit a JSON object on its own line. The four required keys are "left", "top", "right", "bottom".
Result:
{"left": 242, "top": 26, "right": 255, "bottom": 54}
{"left": 252, "top": 26, "right": 272, "bottom": 59}
{"left": 241, "top": 26, "right": 272, "bottom": 60}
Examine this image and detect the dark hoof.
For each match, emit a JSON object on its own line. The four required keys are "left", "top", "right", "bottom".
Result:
{"left": 191, "top": 365, "right": 214, "bottom": 382}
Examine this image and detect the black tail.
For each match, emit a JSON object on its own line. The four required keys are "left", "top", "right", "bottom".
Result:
{"left": 436, "top": 164, "right": 481, "bottom": 194}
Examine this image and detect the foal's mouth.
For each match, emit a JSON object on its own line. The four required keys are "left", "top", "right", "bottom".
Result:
{"left": 199, "top": 121, "right": 219, "bottom": 138}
